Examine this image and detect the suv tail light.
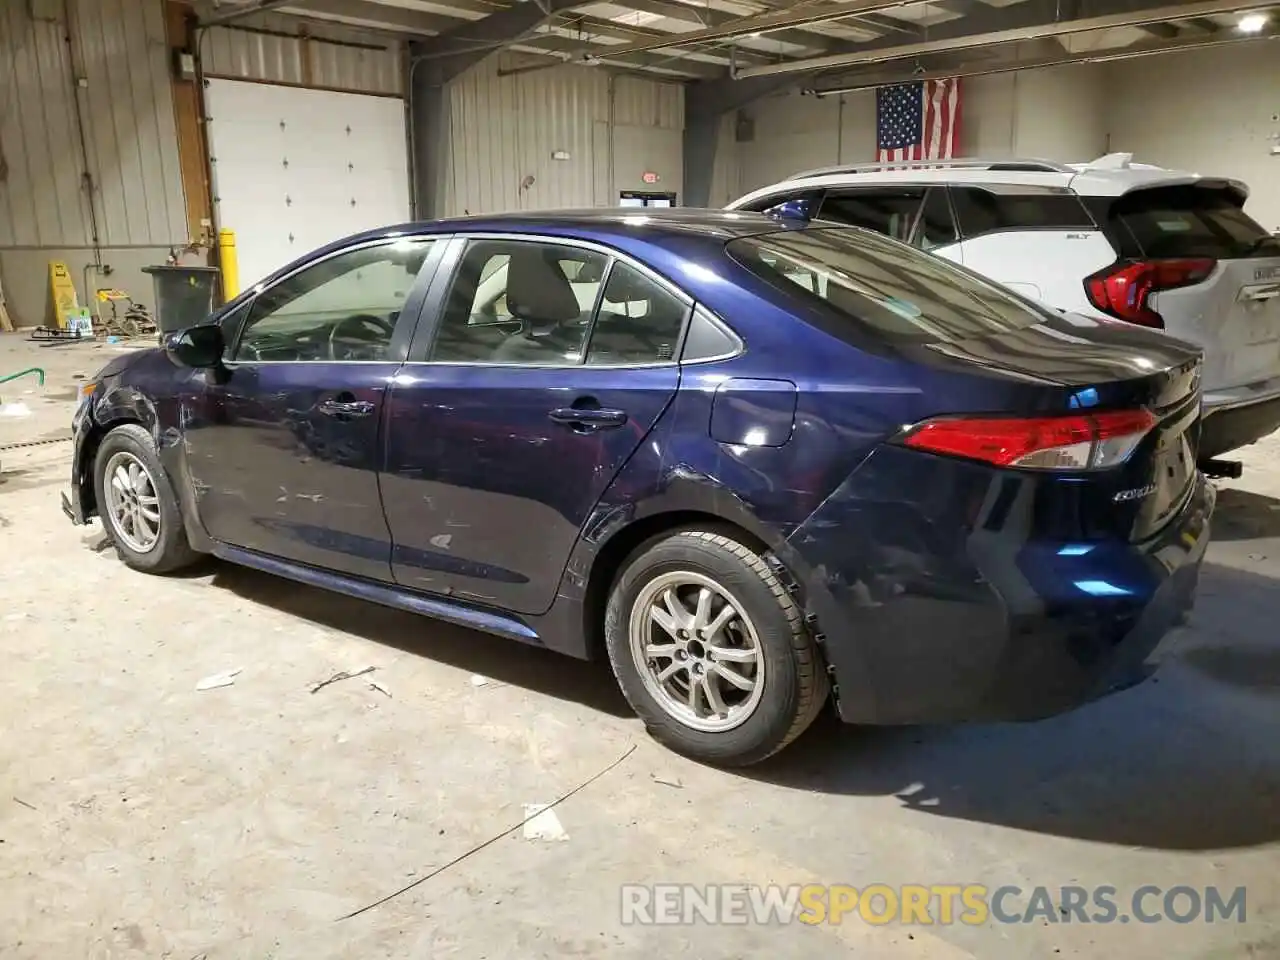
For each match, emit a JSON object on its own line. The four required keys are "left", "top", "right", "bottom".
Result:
{"left": 902, "top": 409, "right": 1158, "bottom": 470}
{"left": 1084, "top": 258, "right": 1216, "bottom": 328}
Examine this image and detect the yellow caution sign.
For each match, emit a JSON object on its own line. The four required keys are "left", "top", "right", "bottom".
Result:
{"left": 49, "top": 261, "right": 79, "bottom": 329}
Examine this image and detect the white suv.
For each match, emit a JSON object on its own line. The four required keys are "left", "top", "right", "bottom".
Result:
{"left": 728, "top": 154, "right": 1280, "bottom": 463}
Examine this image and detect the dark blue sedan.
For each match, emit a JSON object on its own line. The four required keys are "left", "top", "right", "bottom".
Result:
{"left": 61, "top": 210, "right": 1213, "bottom": 765}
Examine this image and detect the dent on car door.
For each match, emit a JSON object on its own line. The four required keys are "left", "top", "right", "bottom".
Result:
{"left": 381, "top": 236, "right": 688, "bottom": 614}
{"left": 182, "top": 236, "right": 442, "bottom": 580}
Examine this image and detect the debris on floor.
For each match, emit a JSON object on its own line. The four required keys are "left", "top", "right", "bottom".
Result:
{"left": 335, "top": 743, "right": 636, "bottom": 922}
{"left": 650, "top": 774, "right": 684, "bottom": 789}
{"left": 522, "top": 803, "right": 570, "bottom": 842}
{"left": 309, "top": 665, "right": 375, "bottom": 694}
{"left": 195, "top": 667, "right": 242, "bottom": 691}
{"left": 368, "top": 679, "right": 391, "bottom": 697}
{"left": 470, "top": 674, "right": 490, "bottom": 687}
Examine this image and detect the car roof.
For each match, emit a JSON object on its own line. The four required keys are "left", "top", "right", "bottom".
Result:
{"left": 730, "top": 154, "right": 1249, "bottom": 205}
{"left": 373, "top": 209, "right": 789, "bottom": 245}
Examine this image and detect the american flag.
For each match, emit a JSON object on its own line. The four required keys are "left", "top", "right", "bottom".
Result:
{"left": 876, "top": 78, "right": 961, "bottom": 163}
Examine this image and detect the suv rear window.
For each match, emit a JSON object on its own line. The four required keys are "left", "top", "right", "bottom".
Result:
{"left": 728, "top": 227, "right": 1048, "bottom": 344}
{"left": 1102, "top": 185, "right": 1279, "bottom": 260}
{"left": 950, "top": 187, "right": 1095, "bottom": 237}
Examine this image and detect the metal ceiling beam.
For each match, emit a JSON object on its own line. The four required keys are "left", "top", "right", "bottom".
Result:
{"left": 414, "top": 0, "right": 586, "bottom": 81}
{"left": 1185, "top": 16, "right": 1223, "bottom": 31}
{"left": 1138, "top": 21, "right": 1179, "bottom": 37}
{"left": 805, "top": 23, "right": 1280, "bottom": 94}
{"left": 513, "top": 35, "right": 723, "bottom": 74}
{"left": 581, "top": 1, "right": 936, "bottom": 58}
{"left": 200, "top": 0, "right": 306, "bottom": 26}
{"left": 849, "top": 12, "right": 921, "bottom": 35}
{"left": 734, "top": 0, "right": 1268, "bottom": 77}
{"left": 615, "top": 0, "right": 851, "bottom": 51}
{"left": 274, "top": 0, "right": 456, "bottom": 34}
{"left": 556, "top": 13, "right": 777, "bottom": 63}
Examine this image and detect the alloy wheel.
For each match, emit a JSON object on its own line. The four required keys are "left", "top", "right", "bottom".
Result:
{"left": 628, "top": 570, "right": 766, "bottom": 732}
{"left": 103, "top": 451, "right": 162, "bottom": 554}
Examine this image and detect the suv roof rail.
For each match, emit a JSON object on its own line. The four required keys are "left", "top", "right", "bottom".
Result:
{"left": 788, "top": 157, "right": 1078, "bottom": 179}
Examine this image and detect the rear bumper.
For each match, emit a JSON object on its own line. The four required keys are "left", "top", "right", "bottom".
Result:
{"left": 786, "top": 451, "right": 1214, "bottom": 726}
{"left": 1200, "top": 384, "right": 1280, "bottom": 458}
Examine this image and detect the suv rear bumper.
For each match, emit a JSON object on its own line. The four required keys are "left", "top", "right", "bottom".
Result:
{"left": 1201, "top": 378, "right": 1280, "bottom": 458}
{"left": 785, "top": 448, "right": 1213, "bottom": 726}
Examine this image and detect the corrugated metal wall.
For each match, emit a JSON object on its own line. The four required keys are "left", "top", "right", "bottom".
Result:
{"left": 612, "top": 75, "right": 683, "bottom": 130}
{"left": 203, "top": 14, "right": 403, "bottom": 96}
{"left": 0, "top": 0, "right": 186, "bottom": 248}
{"left": 443, "top": 57, "right": 685, "bottom": 216}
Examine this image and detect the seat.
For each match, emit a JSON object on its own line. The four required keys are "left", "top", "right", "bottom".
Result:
{"left": 490, "top": 248, "right": 585, "bottom": 364}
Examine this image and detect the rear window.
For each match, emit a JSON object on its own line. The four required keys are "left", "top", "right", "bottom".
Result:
{"left": 729, "top": 227, "right": 1049, "bottom": 344}
{"left": 1104, "top": 185, "right": 1280, "bottom": 260}
{"left": 951, "top": 187, "right": 1095, "bottom": 237}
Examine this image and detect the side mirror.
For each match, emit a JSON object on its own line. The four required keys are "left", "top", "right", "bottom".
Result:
{"left": 164, "top": 324, "right": 225, "bottom": 369}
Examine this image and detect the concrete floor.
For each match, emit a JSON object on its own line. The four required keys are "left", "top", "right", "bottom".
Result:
{"left": 0, "top": 331, "right": 1276, "bottom": 959}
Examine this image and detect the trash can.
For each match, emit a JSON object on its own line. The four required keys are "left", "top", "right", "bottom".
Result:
{"left": 142, "top": 265, "right": 221, "bottom": 335}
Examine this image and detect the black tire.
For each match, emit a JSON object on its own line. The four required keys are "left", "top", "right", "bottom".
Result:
{"left": 604, "top": 529, "right": 829, "bottom": 766}
{"left": 93, "top": 423, "right": 201, "bottom": 574}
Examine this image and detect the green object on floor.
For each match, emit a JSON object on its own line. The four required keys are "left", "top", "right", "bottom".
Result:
{"left": 0, "top": 367, "right": 45, "bottom": 387}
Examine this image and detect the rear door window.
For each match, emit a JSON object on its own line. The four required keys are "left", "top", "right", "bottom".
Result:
{"left": 1103, "top": 185, "right": 1280, "bottom": 260}
{"left": 818, "top": 188, "right": 926, "bottom": 244}
{"left": 584, "top": 262, "right": 688, "bottom": 365}
{"left": 950, "top": 186, "right": 1095, "bottom": 239}
{"left": 915, "top": 187, "right": 958, "bottom": 250}
{"left": 728, "top": 227, "right": 1047, "bottom": 344}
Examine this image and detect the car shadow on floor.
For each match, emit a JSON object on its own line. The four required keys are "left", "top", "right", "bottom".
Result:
{"left": 205, "top": 561, "right": 633, "bottom": 719}
{"left": 186, "top": 540, "right": 1279, "bottom": 851}
{"left": 1210, "top": 485, "right": 1280, "bottom": 541}
{"left": 741, "top": 561, "right": 1280, "bottom": 851}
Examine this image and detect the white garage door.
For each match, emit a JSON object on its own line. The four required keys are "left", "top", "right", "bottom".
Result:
{"left": 205, "top": 79, "right": 411, "bottom": 289}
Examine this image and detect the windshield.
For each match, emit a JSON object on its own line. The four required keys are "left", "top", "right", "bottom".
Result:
{"left": 1108, "top": 186, "right": 1280, "bottom": 260}
{"left": 728, "top": 227, "right": 1051, "bottom": 343}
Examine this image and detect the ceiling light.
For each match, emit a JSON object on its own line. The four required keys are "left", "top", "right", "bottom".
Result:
{"left": 1237, "top": 12, "right": 1268, "bottom": 32}
{"left": 747, "top": 31, "right": 761, "bottom": 38}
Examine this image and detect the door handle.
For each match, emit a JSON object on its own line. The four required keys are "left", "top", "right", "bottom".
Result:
{"left": 319, "top": 398, "right": 376, "bottom": 418}
{"left": 548, "top": 407, "right": 628, "bottom": 429}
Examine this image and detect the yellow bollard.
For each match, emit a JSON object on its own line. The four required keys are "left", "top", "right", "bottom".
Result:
{"left": 217, "top": 228, "right": 239, "bottom": 302}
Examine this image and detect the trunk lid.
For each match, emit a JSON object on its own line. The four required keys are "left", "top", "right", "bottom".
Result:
{"left": 920, "top": 314, "right": 1203, "bottom": 542}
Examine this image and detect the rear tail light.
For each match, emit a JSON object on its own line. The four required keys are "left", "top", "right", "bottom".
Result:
{"left": 1084, "top": 258, "right": 1216, "bottom": 328}
{"left": 902, "top": 409, "right": 1158, "bottom": 470}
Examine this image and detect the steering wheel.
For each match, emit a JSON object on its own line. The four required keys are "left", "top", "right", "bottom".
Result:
{"left": 328, "top": 313, "right": 395, "bottom": 360}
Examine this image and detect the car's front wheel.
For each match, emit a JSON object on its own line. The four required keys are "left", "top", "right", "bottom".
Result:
{"left": 94, "top": 424, "right": 200, "bottom": 574}
{"left": 605, "top": 529, "right": 828, "bottom": 766}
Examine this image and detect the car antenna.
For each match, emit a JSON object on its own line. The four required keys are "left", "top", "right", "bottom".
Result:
{"left": 764, "top": 199, "right": 812, "bottom": 224}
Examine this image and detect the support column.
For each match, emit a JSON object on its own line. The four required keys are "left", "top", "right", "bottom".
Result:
{"left": 682, "top": 73, "right": 815, "bottom": 209}
{"left": 408, "top": 53, "right": 449, "bottom": 220}
{"left": 682, "top": 114, "right": 722, "bottom": 208}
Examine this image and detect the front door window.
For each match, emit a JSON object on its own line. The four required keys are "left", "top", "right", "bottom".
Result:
{"left": 235, "top": 239, "right": 434, "bottom": 362}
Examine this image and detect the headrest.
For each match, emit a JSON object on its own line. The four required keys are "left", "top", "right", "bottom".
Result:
{"left": 574, "top": 258, "right": 606, "bottom": 284}
{"left": 605, "top": 267, "right": 653, "bottom": 304}
{"left": 507, "top": 248, "right": 581, "bottom": 324}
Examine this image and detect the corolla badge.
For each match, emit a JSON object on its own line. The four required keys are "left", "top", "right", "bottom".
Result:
{"left": 1113, "top": 483, "right": 1158, "bottom": 503}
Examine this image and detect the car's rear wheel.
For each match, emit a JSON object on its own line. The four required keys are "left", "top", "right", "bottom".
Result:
{"left": 94, "top": 424, "right": 200, "bottom": 574}
{"left": 604, "top": 529, "right": 828, "bottom": 766}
